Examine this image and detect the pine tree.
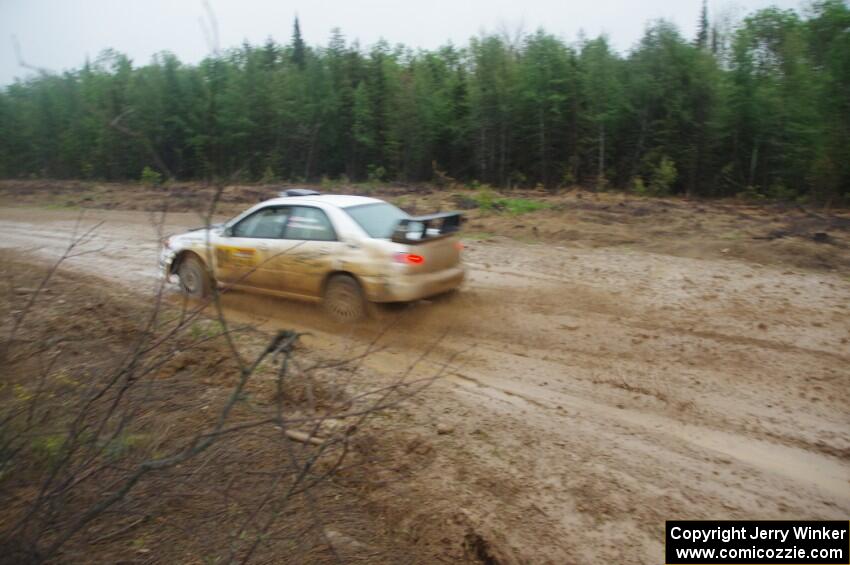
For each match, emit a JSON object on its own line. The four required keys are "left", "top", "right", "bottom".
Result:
{"left": 696, "top": 0, "right": 710, "bottom": 49}
{"left": 291, "top": 17, "right": 306, "bottom": 69}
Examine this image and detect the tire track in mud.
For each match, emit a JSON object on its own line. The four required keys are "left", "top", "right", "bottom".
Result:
{"left": 445, "top": 369, "right": 850, "bottom": 503}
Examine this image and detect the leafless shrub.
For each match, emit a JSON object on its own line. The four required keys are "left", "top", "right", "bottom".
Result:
{"left": 0, "top": 189, "right": 450, "bottom": 563}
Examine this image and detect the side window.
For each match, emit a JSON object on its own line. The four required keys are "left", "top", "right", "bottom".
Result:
{"left": 283, "top": 207, "right": 336, "bottom": 241}
{"left": 231, "top": 207, "right": 289, "bottom": 239}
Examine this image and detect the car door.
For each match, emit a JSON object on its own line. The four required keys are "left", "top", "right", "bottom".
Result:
{"left": 258, "top": 205, "right": 340, "bottom": 298}
{"left": 214, "top": 206, "right": 290, "bottom": 288}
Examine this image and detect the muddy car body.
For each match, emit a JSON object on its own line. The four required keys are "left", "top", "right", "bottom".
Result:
{"left": 160, "top": 192, "right": 465, "bottom": 320}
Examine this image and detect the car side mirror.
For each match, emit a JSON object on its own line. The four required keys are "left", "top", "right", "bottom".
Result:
{"left": 223, "top": 226, "right": 233, "bottom": 237}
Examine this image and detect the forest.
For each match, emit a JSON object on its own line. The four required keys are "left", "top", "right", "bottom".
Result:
{"left": 0, "top": 1, "right": 847, "bottom": 202}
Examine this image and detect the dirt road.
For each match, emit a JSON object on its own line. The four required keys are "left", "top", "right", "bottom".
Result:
{"left": 1, "top": 206, "right": 848, "bottom": 564}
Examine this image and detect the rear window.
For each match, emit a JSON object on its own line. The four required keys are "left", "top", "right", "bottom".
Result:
{"left": 344, "top": 203, "right": 409, "bottom": 239}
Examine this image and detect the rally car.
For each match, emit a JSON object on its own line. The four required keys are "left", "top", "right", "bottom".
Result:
{"left": 160, "top": 190, "right": 465, "bottom": 321}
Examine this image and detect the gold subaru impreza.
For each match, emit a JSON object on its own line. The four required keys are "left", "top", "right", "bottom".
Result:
{"left": 160, "top": 190, "right": 465, "bottom": 321}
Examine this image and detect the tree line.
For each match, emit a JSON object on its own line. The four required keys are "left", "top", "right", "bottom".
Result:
{"left": 0, "top": 1, "right": 847, "bottom": 201}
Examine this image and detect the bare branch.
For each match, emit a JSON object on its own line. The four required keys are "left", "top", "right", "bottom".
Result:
{"left": 11, "top": 34, "right": 53, "bottom": 76}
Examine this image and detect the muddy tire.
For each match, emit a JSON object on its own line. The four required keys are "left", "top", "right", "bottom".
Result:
{"left": 323, "top": 274, "right": 366, "bottom": 323}
{"left": 177, "top": 255, "right": 211, "bottom": 299}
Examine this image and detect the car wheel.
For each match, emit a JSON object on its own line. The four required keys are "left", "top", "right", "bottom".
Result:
{"left": 178, "top": 255, "right": 211, "bottom": 298}
{"left": 323, "top": 274, "right": 365, "bottom": 322}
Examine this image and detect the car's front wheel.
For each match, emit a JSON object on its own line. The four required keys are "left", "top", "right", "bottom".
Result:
{"left": 323, "top": 274, "right": 366, "bottom": 322}
{"left": 177, "top": 255, "right": 211, "bottom": 299}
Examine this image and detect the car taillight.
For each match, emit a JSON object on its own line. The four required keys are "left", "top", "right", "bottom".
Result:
{"left": 394, "top": 252, "right": 424, "bottom": 265}
{"left": 455, "top": 241, "right": 464, "bottom": 251}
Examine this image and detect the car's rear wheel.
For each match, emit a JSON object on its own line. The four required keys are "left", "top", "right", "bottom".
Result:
{"left": 323, "top": 274, "right": 365, "bottom": 322}
{"left": 177, "top": 255, "right": 211, "bottom": 299}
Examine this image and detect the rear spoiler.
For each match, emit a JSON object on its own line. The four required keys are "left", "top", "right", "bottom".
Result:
{"left": 391, "top": 211, "right": 463, "bottom": 244}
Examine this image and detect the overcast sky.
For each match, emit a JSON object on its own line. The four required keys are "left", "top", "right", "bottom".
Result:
{"left": 1, "top": 0, "right": 805, "bottom": 86}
